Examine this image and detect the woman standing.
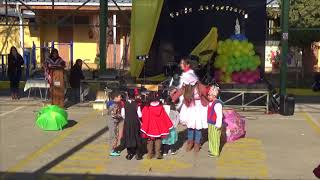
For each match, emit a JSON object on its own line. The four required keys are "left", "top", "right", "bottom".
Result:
{"left": 7, "top": 46, "right": 24, "bottom": 100}
{"left": 44, "top": 49, "right": 65, "bottom": 85}
{"left": 171, "top": 57, "right": 209, "bottom": 153}
{"left": 45, "top": 48, "right": 65, "bottom": 68}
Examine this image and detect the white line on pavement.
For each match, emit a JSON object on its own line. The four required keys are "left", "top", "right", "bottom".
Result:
{"left": 0, "top": 106, "right": 25, "bottom": 117}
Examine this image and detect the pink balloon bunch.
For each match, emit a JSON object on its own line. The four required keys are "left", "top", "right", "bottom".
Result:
{"left": 232, "top": 69, "right": 260, "bottom": 84}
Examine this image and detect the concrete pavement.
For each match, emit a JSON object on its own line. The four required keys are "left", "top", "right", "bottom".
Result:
{"left": 0, "top": 96, "right": 319, "bottom": 180}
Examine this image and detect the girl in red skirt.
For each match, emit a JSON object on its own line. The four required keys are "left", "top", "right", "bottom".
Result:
{"left": 141, "top": 92, "right": 173, "bottom": 159}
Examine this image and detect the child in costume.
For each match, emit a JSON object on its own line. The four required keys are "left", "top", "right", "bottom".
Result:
{"left": 162, "top": 102, "right": 180, "bottom": 155}
{"left": 141, "top": 92, "right": 173, "bottom": 159}
{"left": 207, "top": 85, "right": 223, "bottom": 157}
{"left": 121, "top": 89, "right": 143, "bottom": 160}
{"left": 106, "top": 91, "right": 123, "bottom": 156}
{"left": 171, "top": 57, "right": 209, "bottom": 152}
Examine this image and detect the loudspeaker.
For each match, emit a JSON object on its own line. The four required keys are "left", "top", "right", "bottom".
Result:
{"left": 280, "top": 94, "right": 295, "bottom": 116}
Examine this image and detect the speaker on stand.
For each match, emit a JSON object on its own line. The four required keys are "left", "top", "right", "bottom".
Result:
{"left": 136, "top": 55, "right": 150, "bottom": 84}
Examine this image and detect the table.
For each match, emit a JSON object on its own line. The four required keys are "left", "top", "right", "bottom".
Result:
{"left": 221, "top": 89, "right": 270, "bottom": 113}
{"left": 24, "top": 79, "right": 49, "bottom": 100}
{"left": 80, "top": 79, "right": 119, "bottom": 102}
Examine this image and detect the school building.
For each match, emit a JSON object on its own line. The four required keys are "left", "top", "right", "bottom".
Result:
{"left": 0, "top": 0, "right": 131, "bottom": 70}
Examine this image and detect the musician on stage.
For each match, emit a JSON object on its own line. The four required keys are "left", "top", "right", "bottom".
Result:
{"left": 171, "top": 57, "right": 210, "bottom": 153}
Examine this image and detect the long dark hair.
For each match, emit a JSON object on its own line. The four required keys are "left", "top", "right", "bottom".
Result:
{"left": 9, "top": 46, "right": 19, "bottom": 56}
{"left": 147, "top": 91, "right": 160, "bottom": 105}
{"left": 49, "top": 48, "right": 59, "bottom": 59}
{"left": 127, "top": 89, "right": 135, "bottom": 100}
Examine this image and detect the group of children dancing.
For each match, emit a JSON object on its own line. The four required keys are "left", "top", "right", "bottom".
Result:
{"left": 107, "top": 57, "right": 223, "bottom": 160}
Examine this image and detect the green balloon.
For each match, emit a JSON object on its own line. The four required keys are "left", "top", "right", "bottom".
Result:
{"left": 234, "top": 51, "right": 241, "bottom": 58}
{"left": 248, "top": 43, "right": 254, "bottom": 50}
{"left": 235, "top": 65, "right": 241, "bottom": 72}
{"left": 256, "top": 59, "right": 261, "bottom": 66}
{"left": 233, "top": 40, "right": 240, "bottom": 46}
{"left": 226, "top": 66, "right": 233, "bottom": 73}
{"left": 249, "top": 63, "right": 256, "bottom": 70}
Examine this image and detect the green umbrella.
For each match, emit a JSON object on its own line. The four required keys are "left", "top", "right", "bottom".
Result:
{"left": 36, "top": 105, "right": 68, "bottom": 131}
{"left": 39, "top": 105, "right": 68, "bottom": 119}
{"left": 36, "top": 111, "right": 68, "bottom": 131}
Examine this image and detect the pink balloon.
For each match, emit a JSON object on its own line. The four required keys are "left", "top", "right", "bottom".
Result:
{"left": 256, "top": 71, "right": 261, "bottom": 80}
{"left": 247, "top": 78, "right": 256, "bottom": 84}
{"left": 240, "top": 76, "right": 247, "bottom": 83}
{"left": 232, "top": 72, "right": 240, "bottom": 82}
{"left": 244, "top": 71, "right": 251, "bottom": 77}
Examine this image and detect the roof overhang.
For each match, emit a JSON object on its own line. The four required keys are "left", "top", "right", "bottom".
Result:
{"left": 6, "top": 2, "right": 132, "bottom": 7}
{"left": 6, "top": 2, "right": 132, "bottom": 11}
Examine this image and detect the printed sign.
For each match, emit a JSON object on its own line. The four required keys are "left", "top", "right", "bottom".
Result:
{"left": 53, "top": 81, "right": 61, "bottom": 87}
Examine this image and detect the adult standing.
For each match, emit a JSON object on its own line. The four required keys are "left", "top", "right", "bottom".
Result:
{"left": 45, "top": 48, "right": 66, "bottom": 69}
{"left": 44, "top": 48, "right": 66, "bottom": 102}
{"left": 7, "top": 46, "right": 24, "bottom": 100}
{"left": 44, "top": 48, "right": 66, "bottom": 84}
{"left": 69, "top": 59, "right": 85, "bottom": 103}
{"left": 171, "top": 57, "right": 209, "bottom": 152}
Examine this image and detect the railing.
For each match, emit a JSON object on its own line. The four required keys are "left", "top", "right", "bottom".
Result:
{"left": 1, "top": 54, "right": 8, "bottom": 80}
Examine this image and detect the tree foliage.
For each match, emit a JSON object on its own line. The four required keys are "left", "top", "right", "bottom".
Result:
{"left": 288, "top": 0, "right": 320, "bottom": 46}
{"left": 289, "top": 0, "right": 320, "bottom": 28}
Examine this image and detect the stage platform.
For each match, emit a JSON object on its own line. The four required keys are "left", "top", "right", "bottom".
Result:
{"left": 219, "top": 83, "right": 270, "bottom": 113}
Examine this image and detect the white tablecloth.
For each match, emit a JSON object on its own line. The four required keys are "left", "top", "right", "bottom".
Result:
{"left": 24, "top": 79, "right": 49, "bottom": 92}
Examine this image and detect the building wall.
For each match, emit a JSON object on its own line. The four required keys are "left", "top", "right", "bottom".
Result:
{"left": 0, "top": 25, "right": 21, "bottom": 54}
{"left": 1, "top": 11, "right": 130, "bottom": 71}
{"left": 73, "top": 24, "right": 97, "bottom": 65}
{"left": 0, "top": 18, "right": 41, "bottom": 67}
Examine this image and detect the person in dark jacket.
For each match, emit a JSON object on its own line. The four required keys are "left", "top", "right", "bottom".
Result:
{"left": 69, "top": 59, "right": 85, "bottom": 103}
{"left": 7, "top": 46, "right": 24, "bottom": 100}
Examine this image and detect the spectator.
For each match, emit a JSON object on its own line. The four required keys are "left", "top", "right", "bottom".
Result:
{"left": 7, "top": 46, "right": 24, "bottom": 100}
{"left": 69, "top": 59, "right": 85, "bottom": 103}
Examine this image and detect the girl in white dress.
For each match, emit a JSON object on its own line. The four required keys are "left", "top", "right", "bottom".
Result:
{"left": 171, "top": 57, "right": 209, "bottom": 152}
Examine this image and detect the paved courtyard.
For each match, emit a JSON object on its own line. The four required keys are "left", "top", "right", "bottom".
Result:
{"left": 0, "top": 96, "right": 319, "bottom": 180}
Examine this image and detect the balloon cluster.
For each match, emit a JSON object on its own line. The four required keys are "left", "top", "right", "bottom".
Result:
{"left": 214, "top": 38, "right": 261, "bottom": 84}
{"left": 36, "top": 105, "right": 68, "bottom": 131}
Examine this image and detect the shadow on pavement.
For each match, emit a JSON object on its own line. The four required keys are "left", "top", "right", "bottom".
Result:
{"left": 32, "top": 126, "right": 109, "bottom": 176}
{"left": 64, "top": 120, "right": 78, "bottom": 129}
{"left": 0, "top": 172, "right": 282, "bottom": 180}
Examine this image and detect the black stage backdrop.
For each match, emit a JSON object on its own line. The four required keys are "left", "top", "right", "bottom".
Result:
{"left": 143, "top": 0, "right": 266, "bottom": 77}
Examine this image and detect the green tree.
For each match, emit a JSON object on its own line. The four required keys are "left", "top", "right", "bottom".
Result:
{"left": 287, "top": 0, "right": 320, "bottom": 76}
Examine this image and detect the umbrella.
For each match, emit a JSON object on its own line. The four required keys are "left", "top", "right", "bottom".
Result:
{"left": 36, "top": 105, "right": 68, "bottom": 131}
{"left": 40, "top": 105, "right": 68, "bottom": 120}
